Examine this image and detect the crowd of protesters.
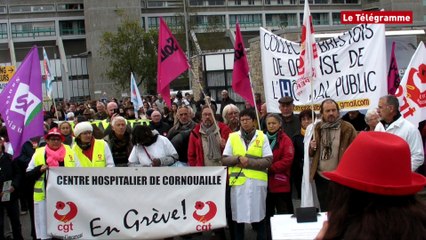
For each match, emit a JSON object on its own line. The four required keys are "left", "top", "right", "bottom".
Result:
{"left": 0, "top": 90, "right": 424, "bottom": 240}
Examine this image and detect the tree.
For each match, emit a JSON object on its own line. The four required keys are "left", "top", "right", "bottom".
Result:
{"left": 99, "top": 18, "right": 158, "bottom": 94}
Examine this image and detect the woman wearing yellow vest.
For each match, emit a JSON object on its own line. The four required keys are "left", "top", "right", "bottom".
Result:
{"left": 26, "top": 128, "right": 80, "bottom": 240}
{"left": 72, "top": 122, "right": 115, "bottom": 167}
{"left": 222, "top": 108, "right": 273, "bottom": 240}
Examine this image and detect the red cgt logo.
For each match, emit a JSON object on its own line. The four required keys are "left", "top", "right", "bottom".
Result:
{"left": 192, "top": 201, "right": 217, "bottom": 223}
{"left": 54, "top": 201, "right": 78, "bottom": 223}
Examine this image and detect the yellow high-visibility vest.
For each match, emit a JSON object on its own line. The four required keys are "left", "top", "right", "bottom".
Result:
{"left": 73, "top": 139, "right": 106, "bottom": 167}
{"left": 33, "top": 145, "right": 76, "bottom": 202}
{"left": 228, "top": 130, "right": 268, "bottom": 186}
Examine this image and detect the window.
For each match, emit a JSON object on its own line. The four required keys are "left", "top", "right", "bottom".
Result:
{"left": 189, "top": 0, "right": 204, "bottom": 5}
{"left": 331, "top": 0, "right": 344, "bottom": 3}
{"left": 57, "top": 4, "right": 84, "bottom": 11}
{"left": 11, "top": 21, "right": 55, "bottom": 38}
{"left": 332, "top": 12, "right": 340, "bottom": 25}
{"left": 230, "top": 14, "right": 262, "bottom": 27}
{"left": 191, "top": 15, "right": 225, "bottom": 30}
{"left": 208, "top": 0, "right": 225, "bottom": 5}
{"left": 266, "top": 14, "right": 297, "bottom": 27}
{"left": 59, "top": 20, "right": 85, "bottom": 35}
{"left": 9, "top": 5, "right": 54, "bottom": 13}
{"left": 0, "top": 23, "right": 7, "bottom": 39}
{"left": 312, "top": 13, "right": 330, "bottom": 25}
{"left": 0, "top": 6, "right": 6, "bottom": 14}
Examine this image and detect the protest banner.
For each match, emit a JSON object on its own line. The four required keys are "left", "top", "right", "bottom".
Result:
{"left": 260, "top": 24, "right": 387, "bottom": 113}
{"left": 46, "top": 167, "right": 227, "bottom": 239}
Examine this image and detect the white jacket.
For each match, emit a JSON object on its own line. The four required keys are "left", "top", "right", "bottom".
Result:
{"left": 375, "top": 116, "right": 424, "bottom": 171}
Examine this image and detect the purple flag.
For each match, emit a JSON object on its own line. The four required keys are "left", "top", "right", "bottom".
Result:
{"left": 387, "top": 41, "right": 401, "bottom": 95}
{"left": 0, "top": 46, "right": 44, "bottom": 158}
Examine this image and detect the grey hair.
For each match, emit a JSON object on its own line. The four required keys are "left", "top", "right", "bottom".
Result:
{"left": 111, "top": 116, "right": 127, "bottom": 126}
{"left": 265, "top": 113, "right": 283, "bottom": 126}
{"left": 222, "top": 104, "right": 240, "bottom": 124}
{"left": 365, "top": 108, "right": 379, "bottom": 123}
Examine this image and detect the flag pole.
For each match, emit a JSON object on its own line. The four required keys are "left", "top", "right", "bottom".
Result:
{"left": 248, "top": 72, "right": 261, "bottom": 130}
{"left": 189, "top": 68, "right": 220, "bottom": 130}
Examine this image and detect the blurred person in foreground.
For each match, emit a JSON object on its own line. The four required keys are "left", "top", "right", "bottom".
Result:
{"left": 315, "top": 131, "right": 426, "bottom": 240}
{"left": 26, "top": 128, "right": 80, "bottom": 239}
{"left": 0, "top": 137, "right": 24, "bottom": 240}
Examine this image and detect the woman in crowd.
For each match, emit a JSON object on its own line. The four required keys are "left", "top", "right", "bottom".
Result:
{"left": 264, "top": 113, "right": 295, "bottom": 240}
{"left": 128, "top": 125, "right": 178, "bottom": 167}
{"left": 58, "top": 121, "right": 74, "bottom": 146}
{"left": 315, "top": 132, "right": 426, "bottom": 240}
{"left": 103, "top": 116, "right": 132, "bottom": 166}
{"left": 222, "top": 104, "right": 240, "bottom": 132}
{"left": 26, "top": 128, "right": 80, "bottom": 240}
{"left": 72, "top": 122, "right": 115, "bottom": 167}
{"left": 291, "top": 109, "right": 314, "bottom": 199}
{"left": 364, "top": 108, "right": 380, "bottom": 131}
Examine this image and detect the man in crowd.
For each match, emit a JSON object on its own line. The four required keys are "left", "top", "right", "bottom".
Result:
{"left": 150, "top": 110, "right": 171, "bottom": 136}
{"left": 309, "top": 99, "right": 357, "bottom": 211}
{"left": 220, "top": 90, "right": 236, "bottom": 114}
{"left": 187, "top": 106, "right": 231, "bottom": 239}
{"left": 341, "top": 110, "right": 367, "bottom": 132}
{"left": 278, "top": 96, "right": 300, "bottom": 138}
{"left": 167, "top": 106, "right": 196, "bottom": 165}
{"left": 375, "top": 94, "right": 424, "bottom": 171}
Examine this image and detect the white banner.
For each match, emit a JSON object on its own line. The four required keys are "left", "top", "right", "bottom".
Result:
{"left": 395, "top": 41, "right": 426, "bottom": 127}
{"left": 46, "top": 167, "right": 227, "bottom": 239}
{"left": 260, "top": 24, "right": 387, "bottom": 113}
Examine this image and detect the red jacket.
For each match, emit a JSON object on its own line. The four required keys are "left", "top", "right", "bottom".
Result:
{"left": 188, "top": 122, "right": 232, "bottom": 166}
{"left": 268, "top": 130, "right": 294, "bottom": 193}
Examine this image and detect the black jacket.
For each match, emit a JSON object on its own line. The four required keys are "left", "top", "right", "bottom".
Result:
{"left": 0, "top": 153, "right": 21, "bottom": 202}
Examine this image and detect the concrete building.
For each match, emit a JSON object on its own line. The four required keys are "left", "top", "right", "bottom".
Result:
{"left": 0, "top": 0, "right": 424, "bottom": 103}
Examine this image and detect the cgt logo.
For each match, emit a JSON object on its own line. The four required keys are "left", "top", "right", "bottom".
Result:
{"left": 193, "top": 201, "right": 217, "bottom": 232}
{"left": 54, "top": 201, "right": 78, "bottom": 233}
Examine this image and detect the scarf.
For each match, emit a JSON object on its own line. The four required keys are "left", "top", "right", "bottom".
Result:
{"left": 45, "top": 144, "right": 66, "bottom": 167}
{"left": 200, "top": 124, "right": 222, "bottom": 161}
{"left": 301, "top": 127, "right": 306, "bottom": 137}
{"left": 266, "top": 131, "right": 278, "bottom": 150}
{"left": 320, "top": 119, "right": 342, "bottom": 161}
{"left": 241, "top": 128, "right": 256, "bottom": 146}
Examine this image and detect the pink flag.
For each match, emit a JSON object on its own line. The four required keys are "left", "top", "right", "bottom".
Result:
{"left": 387, "top": 41, "right": 401, "bottom": 95}
{"left": 232, "top": 22, "right": 254, "bottom": 106}
{"left": 296, "top": 0, "right": 318, "bottom": 103}
{"left": 157, "top": 17, "right": 190, "bottom": 108}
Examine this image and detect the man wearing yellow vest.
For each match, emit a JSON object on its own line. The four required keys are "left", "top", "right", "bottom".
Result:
{"left": 72, "top": 122, "right": 115, "bottom": 167}
{"left": 26, "top": 128, "right": 80, "bottom": 239}
{"left": 222, "top": 108, "right": 273, "bottom": 240}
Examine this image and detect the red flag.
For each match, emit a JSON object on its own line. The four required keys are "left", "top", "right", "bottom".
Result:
{"left": 232, "top": 22, "right": 254, "bottom": 106}
{"left": 387, "top": 41, "right": 401, "bottom": 95}
{"left": 157, "top": 17, "right": 189, "bottom": 108}
{"left": 296, "top": 0, "right": 318, "bottom": 103}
